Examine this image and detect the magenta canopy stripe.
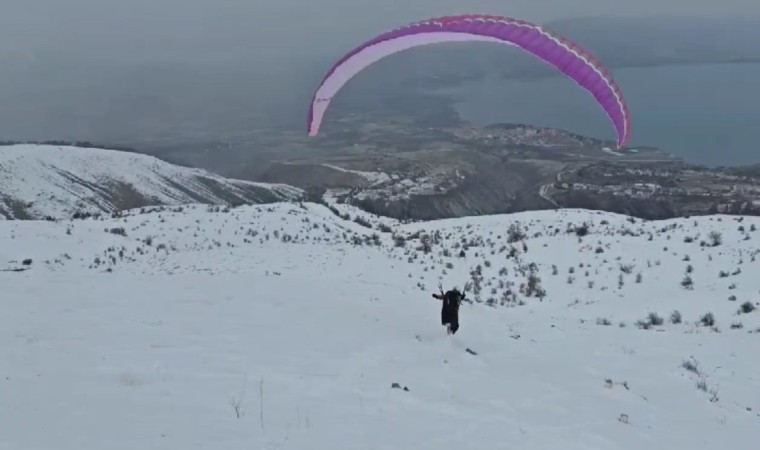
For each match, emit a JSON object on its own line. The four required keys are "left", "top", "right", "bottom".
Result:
{"left": 307, "top": 14, "right": 631, "bottom": 148}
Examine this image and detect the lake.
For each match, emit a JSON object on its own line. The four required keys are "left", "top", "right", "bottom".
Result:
{"left": 439, "top": 63, "right": 760, "bottom": 168}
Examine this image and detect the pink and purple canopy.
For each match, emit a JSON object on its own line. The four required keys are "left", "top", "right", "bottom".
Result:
{"left": 307, "top": 14, "right": 631, "bottom": 148}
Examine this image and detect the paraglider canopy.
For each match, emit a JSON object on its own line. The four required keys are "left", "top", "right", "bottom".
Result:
{"left": 307, "top": 14, "right": 631, "bottom": 148}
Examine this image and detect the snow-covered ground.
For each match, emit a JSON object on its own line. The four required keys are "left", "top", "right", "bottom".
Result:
{"left": 348, "top": 167, "right": 460, "bottom": 203}
{"left": 319, "top": 164, "right": 391, "bottom": 186}
{"left": 0, "top": 144, "right": 302, "bottom": 219}
{"left": 323, "top": 188, "right": 405, "bottom": 230}
{"left": 2, "top": 203, "right": 759, "bottom": 449}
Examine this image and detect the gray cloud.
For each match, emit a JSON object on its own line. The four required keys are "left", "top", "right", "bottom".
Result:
{"left": 2, "top": 0, "right": 758, "bottom": 61}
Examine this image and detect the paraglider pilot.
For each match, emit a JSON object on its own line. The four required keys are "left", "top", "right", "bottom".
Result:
{"left": 432, "top": 283, "right": 469, "bottom": 335}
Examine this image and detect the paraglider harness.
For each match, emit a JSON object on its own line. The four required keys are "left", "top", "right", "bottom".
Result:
{"left": 432, "top": 282, "right": 472, "bottom": 335}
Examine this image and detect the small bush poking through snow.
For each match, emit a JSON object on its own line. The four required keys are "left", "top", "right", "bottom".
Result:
{"left": 574, "top": 223, "right": 590, "bottom": 237}
{"left": 635, "top": 319, "right": 651, "bottom": 330}
{"left": 709, "top": 387, "right": 719, "bottom": 403}
{"left": 620, "top": 264, "right": 634, "bottom": 274}
{"left": 682, "top": 358, "right": 700, "bottom": 374}
{"left": 108, "top": 227, "right": 127, "bottom": 237}
{"left": 739, "top": 301, "right": 756, "bottom": 314}
{"left": 636, "top": 312, "right": 664, "bottom": 330}
{"left": 507, "top": 223, "right": 526, "bottom": 243}
{"left": 700, "top": 312, "right": 716, "bottom": 327}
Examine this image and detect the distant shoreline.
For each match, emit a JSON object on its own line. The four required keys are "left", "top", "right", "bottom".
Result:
{"left": 414, "top": 60, "right": 760, "bottom": 169}
{"left": 451, "top": 59, "right": 760, "bottom": 85}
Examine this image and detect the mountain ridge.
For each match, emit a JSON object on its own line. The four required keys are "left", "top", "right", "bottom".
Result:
{"left": 0, "top": 144, "right": 303, "bottom": 220}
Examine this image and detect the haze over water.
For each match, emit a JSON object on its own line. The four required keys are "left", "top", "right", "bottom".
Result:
{"left": 445, "top": 63, "right": 760, "bottom": 168}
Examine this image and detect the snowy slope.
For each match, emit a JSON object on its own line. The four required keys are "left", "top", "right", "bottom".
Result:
{"left": 2, "top": 203, "right": 759, "bottom": 450}
{"left": 0, "top": 144, "right": 303, "bottom": 220}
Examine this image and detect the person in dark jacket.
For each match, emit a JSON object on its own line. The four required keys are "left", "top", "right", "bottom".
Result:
{"left": 432, "top": 286, "right": 465, "bottom": 334}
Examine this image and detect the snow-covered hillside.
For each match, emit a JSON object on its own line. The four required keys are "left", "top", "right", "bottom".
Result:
{"left": 2, "top": 203, "right": 759, "bottom": 449}
{"left": 0, "top": 144, "right": 303, "bottom": 220}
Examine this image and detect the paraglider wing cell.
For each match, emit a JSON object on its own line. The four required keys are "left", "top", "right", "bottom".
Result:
{"left": 308, "top": 15, "right": 630, "bottom": 148}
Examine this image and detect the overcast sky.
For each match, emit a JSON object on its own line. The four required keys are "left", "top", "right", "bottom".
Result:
{"left": 1, "top": 0, "right": 759, "bottom": 143}
{"left": 2, "top": 0, "right": 759, "bottom": 61}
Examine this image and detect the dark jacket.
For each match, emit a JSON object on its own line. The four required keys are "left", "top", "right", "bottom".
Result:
{"left": 433, "top": 289, "right": 464, "bottom": 333}
{"left": 433, "top": 289, "right": 463, "bottom": 311}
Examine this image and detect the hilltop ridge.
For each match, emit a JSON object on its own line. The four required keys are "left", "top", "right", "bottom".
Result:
{"left": 0, "top": 144, "right": 303, "bottom": 220}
